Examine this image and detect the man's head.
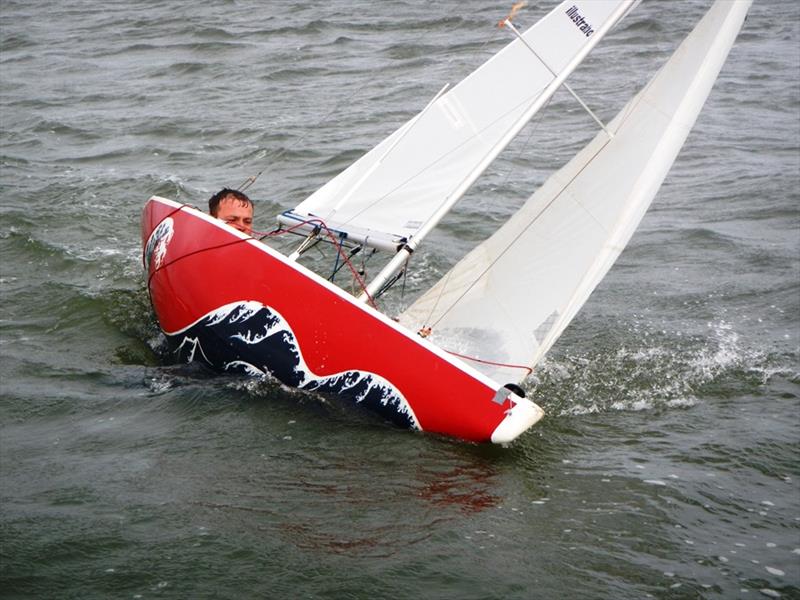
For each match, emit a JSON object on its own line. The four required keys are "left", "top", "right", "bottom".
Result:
{"left": 208, "top": 188, "right": 254, "bottom": 235}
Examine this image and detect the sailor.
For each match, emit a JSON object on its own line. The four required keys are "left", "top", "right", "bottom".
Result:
{"left": 208, "top": 188, "right": 254, "bottom": 235}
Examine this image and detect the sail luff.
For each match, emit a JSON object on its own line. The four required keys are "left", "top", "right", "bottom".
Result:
{"left": 360, "top": 0, "right": 638, "bottom": 300}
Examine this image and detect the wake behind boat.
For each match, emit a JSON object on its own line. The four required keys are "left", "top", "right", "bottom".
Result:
{"left": 141, "top": 0, "right": 751, "bottom": 443}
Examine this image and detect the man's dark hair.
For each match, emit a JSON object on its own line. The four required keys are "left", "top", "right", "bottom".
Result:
{"left": 208, "top": 188, "right": 253, "bottom": 216}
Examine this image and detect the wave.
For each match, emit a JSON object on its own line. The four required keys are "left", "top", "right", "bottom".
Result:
{"left": 164, "top": 301, "right": 420, "bottom": 430}
{"left": 528, "top": 318, "right": 798, "bottom": 418}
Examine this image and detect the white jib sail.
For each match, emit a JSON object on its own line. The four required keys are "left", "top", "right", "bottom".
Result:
{"left": 399, "top": 0, "right": 752, "bottom": 385}
{"left": 279, "top": 1, "right": 636, "bottom": 253}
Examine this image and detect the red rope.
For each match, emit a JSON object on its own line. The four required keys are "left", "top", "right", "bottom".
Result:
{"left": 261, "top": 217, "right": 378, "bottom": 309}
{"left": 443, "top": 349, "right": 533, "bottom": 376}
{"left": 147, "top": 235, "right": 256, "bottom": 292}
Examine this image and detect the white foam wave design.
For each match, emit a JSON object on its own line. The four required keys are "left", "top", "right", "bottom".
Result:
{"left": 208, "top": 301, "right": 262, "bottom": 327}
{"left": 175, "top": 335, "right": 213, "bottom": 365}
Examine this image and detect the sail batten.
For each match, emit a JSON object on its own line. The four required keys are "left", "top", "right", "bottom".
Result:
{"left": 399, "top": 0, "right": 752, "bottom": 384}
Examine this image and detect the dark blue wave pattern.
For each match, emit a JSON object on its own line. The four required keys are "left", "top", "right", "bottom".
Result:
{"left": 167, "top": 301, "right": 420, "bottom": 430}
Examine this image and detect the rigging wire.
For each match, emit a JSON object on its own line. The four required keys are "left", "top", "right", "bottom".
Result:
{"left": 263, "top": 218, "right": 379, "bottom": 308}
{"left": 235, "top": 81, "right": 365, "bottom": 193}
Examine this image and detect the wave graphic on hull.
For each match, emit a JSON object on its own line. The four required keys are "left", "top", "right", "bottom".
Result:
{"left": 165, "top": 301, "right": 420, "bottom": 430}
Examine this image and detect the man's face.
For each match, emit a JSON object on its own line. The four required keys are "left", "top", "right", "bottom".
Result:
{"left": 215, "top": 195, "right": 253, "bottom": 235}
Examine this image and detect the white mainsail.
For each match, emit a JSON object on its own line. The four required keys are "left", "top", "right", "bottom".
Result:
{"left": 399, "top": 0, "right": 752, "bottom": 384}
{"left": 279, "top": 1, "right": 637, "bottom": 256}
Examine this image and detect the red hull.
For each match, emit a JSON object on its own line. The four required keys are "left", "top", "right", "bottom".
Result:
{"left": 141, "top": 196, "right": 542, "bottom": 443}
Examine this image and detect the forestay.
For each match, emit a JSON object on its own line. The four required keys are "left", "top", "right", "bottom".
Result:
{"left": 279, "top": 1, "right": 637, "bottom": 253}
{"left": 399, "top": 0, "right": 752, "bottom": 384}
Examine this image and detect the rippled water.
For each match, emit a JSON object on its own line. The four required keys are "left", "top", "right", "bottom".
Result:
{"left": 1, "top": 1, "right": 798, "bottom": 598}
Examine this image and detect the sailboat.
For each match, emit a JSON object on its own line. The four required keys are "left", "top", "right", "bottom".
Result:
{"left": 141, "top": 0, "right": 751, "bottom": 443}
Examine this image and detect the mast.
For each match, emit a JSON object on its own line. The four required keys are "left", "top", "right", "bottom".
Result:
{"left": 359, "top": 0, "right": 638, "bottom": 302}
